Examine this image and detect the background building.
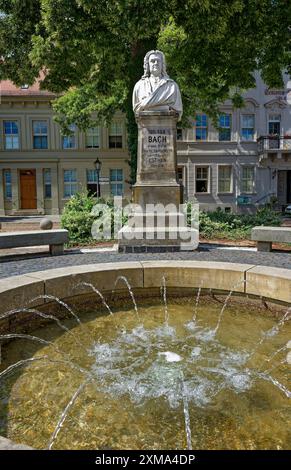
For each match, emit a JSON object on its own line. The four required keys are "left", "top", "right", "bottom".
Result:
{"left": 0, "top": 71, "right": 290, "bottom": 215}
{"left": 0, "top": 78, "right": 131, "bottom": 215}
{"left": 177, "top": 71, "right": 291, "bottom": 213}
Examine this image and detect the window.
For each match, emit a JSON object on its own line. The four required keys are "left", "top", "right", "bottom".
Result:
{"left": 218, "top": 166, "right": 232, "bottom": 193}
{"left": 62, "top": 124, "right": 76, "bottom": 149}
{"left": 4, "top": 121, "right": 19, "bottom": 149}
{"left": 177, "top": 166, "right": 184, "bottom": 183}
{"left": 3, "top": 170, "right": 12, "bottom": 199}
{"left": 43, "top": 169, "right": 52, "bottom": 199}
{"left": 195, "top": 114, "right": 208, "bottom": 141}
{"left": 63, "top": 170, "right": 78, "bottom": 198}
{"left": 86, "top": 127, "right": 100, "bottom": 148}
{"left": 177, "top": 128, "right": 183, "bottom": 141}
{"left": 109, "top": 123, "right": 123, "bottom": 148}
{"left": 219, "top": 114, "right": 231, "bottom": 141}
{"left": 241, "top": 166, "right": 255, "bottom": 193}
{"left": 87, "top": 169, "right": 98, "bottom": 196}
{"left": 268, "top": 114, "right": 281, "bottom": 135}
{"left": 267, "top": 115, "right": 281, "bottom": 149}
{"left": 33, "top": 120, "right": 48, "bottom": 149}
{"left": 195, "top": 166, "right": 209, "bottom": 193}
{"left": 241, "top": 115, "right": 255, "bottom": 141}
{"left": 110, "top": 169, "right": 123, "bottom": 196}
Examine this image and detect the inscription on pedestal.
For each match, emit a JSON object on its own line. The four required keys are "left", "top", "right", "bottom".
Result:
{"left": 142, "top": 127, "right": 172, "bottom": 169}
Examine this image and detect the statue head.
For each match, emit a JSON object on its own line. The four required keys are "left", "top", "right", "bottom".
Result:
{"left": 142, "top": 50, "right": 169, "bottom": 79}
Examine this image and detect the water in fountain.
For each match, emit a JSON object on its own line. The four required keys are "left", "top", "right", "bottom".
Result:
{"left": 247, "top": 308, "right": 291, "bottom": 363}
{"left": 0, "top": 277, "right": 290, "bottom": 450}
{"left": 29, "top": 295, "right": 82, "bottom": 325}
{"left": 114, "top": 276, "right": 140, "bottom": 322}
{"left": 161, "top": 276, "right": 169, "bottom": 327}
{"left": 265, "top": 344, "right": 288, "bottom": 363}
{"left": 75, "top": 282, "right": 114, "bottom": 318}
{"left": 180, "top": 371, "right": 192, "bottom": 450}
{"left": 192, "top": 282, "right": 203, "bottom": 324}
{"left": 0, "top": 356, "right": 91, "bottom": 383}
{"left": 0, "top": 307, "right": 86, "bottom": 350}
{"left": 48, "top": 377, "right": 92, "bottom": 450}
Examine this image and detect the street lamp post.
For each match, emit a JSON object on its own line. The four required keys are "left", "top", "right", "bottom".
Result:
{"left": 94, "top": 158, "right": 102, "bottom": 198}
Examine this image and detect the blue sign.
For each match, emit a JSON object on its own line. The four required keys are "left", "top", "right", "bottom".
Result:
{"left": 237, "top": 196, "right": 252, "bottom": 205}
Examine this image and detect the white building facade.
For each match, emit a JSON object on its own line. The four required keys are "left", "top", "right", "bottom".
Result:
{"left": 177, "top": 72, "right": 291, "bottom": 213}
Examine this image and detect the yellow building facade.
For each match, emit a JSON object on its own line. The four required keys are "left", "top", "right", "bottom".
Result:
{"left": 0, "top": 81, "right": 131, "bottom": 215}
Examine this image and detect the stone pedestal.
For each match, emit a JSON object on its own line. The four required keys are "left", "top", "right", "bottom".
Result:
{"left": 133, "top": 110, "right": 181, "bottom": 208}
{"left": 118, "top": 110, "right": 198, "bottom": 252}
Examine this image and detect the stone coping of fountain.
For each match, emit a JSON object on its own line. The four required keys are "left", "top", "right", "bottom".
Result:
{"left": 1, "top": 260, "right": 291, "bottom": 449}
{"left": 0, "top": 260, "right": 291, "bottom": 316}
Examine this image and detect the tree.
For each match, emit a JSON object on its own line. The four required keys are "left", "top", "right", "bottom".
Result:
{"left": 0, "top": 0, "right": 290, "bottom": 184}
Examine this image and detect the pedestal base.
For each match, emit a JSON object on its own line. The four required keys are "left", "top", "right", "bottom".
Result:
{"left": 118, "top": 224, "right": 198, "bottom": 253}
{"left": 133, "top": 184, "right": 181, "bottom": 209}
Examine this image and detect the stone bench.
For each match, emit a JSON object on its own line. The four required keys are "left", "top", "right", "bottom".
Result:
{"left": 0, "top": 229, "right": 68, "bottom": 256}
{"left": 251, "top": 226, "right": 291, "bottom": 251}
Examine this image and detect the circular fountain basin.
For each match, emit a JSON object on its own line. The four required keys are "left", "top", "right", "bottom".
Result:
{"left": 0, "top": 261, "right": 290, "bottom": 450}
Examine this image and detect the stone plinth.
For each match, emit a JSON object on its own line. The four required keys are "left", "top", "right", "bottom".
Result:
{"left": 119, "top": 110, "right": 198, "bottom": 252}
{"left": 133, "top": 110, "right": 181, "bottom": 208}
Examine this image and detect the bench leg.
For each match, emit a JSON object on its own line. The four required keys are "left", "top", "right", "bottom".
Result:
{"left": 257, "top": 241, "right": 272, "bottom": 252}
{"left": 50, "top": 244, "right": 64, "bottom": 256}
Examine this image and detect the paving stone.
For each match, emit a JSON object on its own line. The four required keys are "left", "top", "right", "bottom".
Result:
{"left": 0, "top": 248, "right": 291, "bottom": 279}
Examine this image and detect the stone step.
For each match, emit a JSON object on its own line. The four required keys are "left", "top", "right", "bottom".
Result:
{"left": 118, "top": 225, "right": 198, "bottom": 251}
{"left": 128, "top": 211, "right": 188, "bottom": 228}
{"left": 12, "top": 210, "right": 43, "bottom": 216}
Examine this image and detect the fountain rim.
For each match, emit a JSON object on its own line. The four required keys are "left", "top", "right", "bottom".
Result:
{"left": 0, "top": 259, "right": 290, "bottom": 449}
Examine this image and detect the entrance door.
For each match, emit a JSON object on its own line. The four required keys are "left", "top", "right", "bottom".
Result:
{"left": 20, "top": 170, "right": 37, "bottom": 209}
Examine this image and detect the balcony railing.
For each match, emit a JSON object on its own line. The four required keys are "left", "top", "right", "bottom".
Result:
{"left": 257, "top": 136, "right": 291, "bottom": 154}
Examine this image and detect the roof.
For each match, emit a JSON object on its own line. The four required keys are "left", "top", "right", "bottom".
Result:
{"left": 0, "top": 75, "right": 56, "bottom": 98}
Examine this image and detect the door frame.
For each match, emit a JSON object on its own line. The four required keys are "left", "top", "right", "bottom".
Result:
{"left": 20, "top": 169, "right": 37, "bottom": 210}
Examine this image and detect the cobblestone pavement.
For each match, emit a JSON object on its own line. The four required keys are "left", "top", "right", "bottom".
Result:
{"left": 0, "top": 247, "right": 291, "bottom": 279}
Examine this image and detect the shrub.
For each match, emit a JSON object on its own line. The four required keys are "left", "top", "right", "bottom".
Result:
{"left": 61, "top": 191, "right": 97, "bottom": 244}
{"left": 253, "top": 206, "right": 281, "bottom": 226}
{"left": 187, "top": 204, "right": 281, "bottom": 240}
{"left": 61, "top": 191, "right": 129, "bottom": 244}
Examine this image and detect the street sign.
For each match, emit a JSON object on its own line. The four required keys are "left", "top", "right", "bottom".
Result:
{"left": 99, "top": 177, "right": 109, "bottom": 183}
{"left": 237, "top": 196, "right": 252, "bottom": 205}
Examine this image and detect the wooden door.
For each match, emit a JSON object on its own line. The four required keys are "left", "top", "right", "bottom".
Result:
{"left": 20, "top": 170, "right": 37, "bottom": 209}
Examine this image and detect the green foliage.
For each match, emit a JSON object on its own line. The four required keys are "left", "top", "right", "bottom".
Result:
{"left": 60, "top": 190, "right": 97, "bottom": 244}
{"left": 188, "top": 206, "right": 281, "bottom": 240}
{"left": 0, "top": 1, "right": 290, "bottom": 179}
{"left": 60, "top": 190, "right": 128, "bottom": 244}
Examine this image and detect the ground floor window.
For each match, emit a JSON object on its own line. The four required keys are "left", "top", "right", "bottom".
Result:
{"left": 177, "top": 128, "right": 183, "bottom": 141}
{"left": 110, "top": 169, "right": 123, "bottom": 196}
{"left": 86, "top": 169, "right": 98, "bottom": 196}
{"left": 3, "top": 169, "right": 12, "bottom": 199}
{"left": 43, "top": 169, "right": 52, "bottom": 199}
{"left": 218, "top": 165, "right": 232, "bottom": 193}
{"left": 195, "top": 166, "right": 209, "bottom": 193}
{"left": 241, "top": 166, "right": 255, "bottom": 193}
{"left": 64, "top": 169, "right": 78, "bottom": 198}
